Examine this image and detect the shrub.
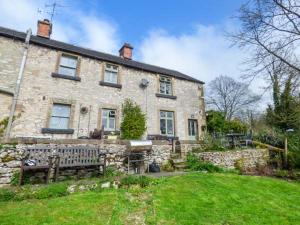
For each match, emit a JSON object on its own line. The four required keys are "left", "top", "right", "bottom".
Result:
{"left": 161, "top": 160, "right": 174, "bottom": 172}
{"left": 120, "top": 175, "right": 152, "bottom": 188}
{"left": 186, "top": 153, "right": 224, "bottom": 172}
{"left": 10, "top": 171, "right": 30, "bottom": 186}
{"left": 105, "top": 166, "right": 122, "bottom": 178}
{"left": 234, "top": 158, "right": 246, "bottom": 174}
{"left": 120, "top": 99, "right": 146, "bottom": 139}
{"left": 0, "top": 188, "right": 16, "bottom": 201}
{"left": 33, "top": 182, "right": 69, "bottom": 199}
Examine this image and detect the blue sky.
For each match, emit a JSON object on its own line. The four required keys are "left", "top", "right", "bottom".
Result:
{"left": 1, "top": 0, "right": 269, "bottom": 104}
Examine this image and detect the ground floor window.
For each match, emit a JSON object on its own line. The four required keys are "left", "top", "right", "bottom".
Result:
{"left": 188, "top": 119, "right": 198, "bottom": 139}
{"left": 160, "top": 111, "right": 174, "bottom": 136}
{"left": 49, "top": 104, "right": 71, "bottom": 129}
{"left": 102, "top": 109, "right": 116, "bottom": 131}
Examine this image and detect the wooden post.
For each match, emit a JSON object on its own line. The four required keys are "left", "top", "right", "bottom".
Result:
{"left": 284, "top": 137, "right": 288, "bottom": 168}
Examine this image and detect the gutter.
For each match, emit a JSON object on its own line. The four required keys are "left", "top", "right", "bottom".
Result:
{"left": 5, "top": 29, "right": 32, "bottom": 139}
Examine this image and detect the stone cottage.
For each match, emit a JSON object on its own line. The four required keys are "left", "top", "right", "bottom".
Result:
{"left": 0, "top": 19, "right": 206, "bottom": 141}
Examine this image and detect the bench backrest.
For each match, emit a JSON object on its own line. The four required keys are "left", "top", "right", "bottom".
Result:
{"left": 24, "top": 146, "right": 53, "bottom": 166}
{"left": 56, "top": 146, "right": 105, "bottom": 167}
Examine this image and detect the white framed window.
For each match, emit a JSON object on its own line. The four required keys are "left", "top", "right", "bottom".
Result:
{"left": 104, "top": 64, "right": 118, "bottom": 84}
{"left": 159, "top": 76, "right": 172, "bottom": 95}
{"left": 160, "top": 111, "right": 174, "bottom": 136}
{"left": 49, "top": 104, "right": 71, "bottom": 129}
{"left": 58, "top": 54, "right": 78, "bottom": 77}
{"left": 102, "top": 109, "right": 116, "bottom": 131}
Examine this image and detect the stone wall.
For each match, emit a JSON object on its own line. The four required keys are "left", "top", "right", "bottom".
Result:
{"left": 0, "top": 139, "right": 175, "bottom": 186}
{"left": 195, "top": 149, "right": 269, "bottom": 169}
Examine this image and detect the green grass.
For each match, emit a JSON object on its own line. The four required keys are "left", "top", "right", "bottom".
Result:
{"left": 0, "top": 173, "right": 300, "bottom": 225}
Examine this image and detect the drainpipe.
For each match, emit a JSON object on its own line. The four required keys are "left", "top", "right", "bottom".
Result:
{"left": 5, "top": 29, "right": 32, "bottom": 139}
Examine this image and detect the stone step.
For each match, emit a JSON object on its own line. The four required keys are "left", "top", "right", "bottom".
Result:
{"left": 174, "top": 164, "right": 187, "bottom": 171}
{"left": 170, "top": 153, "right": 181, "bottom": 159}
{"left": 172, "top": 159, "right": 185, "bottom": 164}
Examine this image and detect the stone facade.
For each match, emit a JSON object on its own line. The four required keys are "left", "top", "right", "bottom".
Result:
{"left": 0, "top": 34, "right": 206, "bottom": 140}
{"left": 195, "top": 149, "right": 269, "bottom": 169}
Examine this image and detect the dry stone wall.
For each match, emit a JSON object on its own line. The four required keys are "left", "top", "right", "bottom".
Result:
{"left": 195, "top": 149, "right": 269, "bottom": 169}
{"left": 0, "top": 140, "right": 174, "bottom": 186}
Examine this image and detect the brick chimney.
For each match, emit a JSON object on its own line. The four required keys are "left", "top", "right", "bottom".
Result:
{"left": 37, "top": 19, "right": 52, "bottom": 38}
{"left": 119, "top": 43, "right": 133, "bottom": 60}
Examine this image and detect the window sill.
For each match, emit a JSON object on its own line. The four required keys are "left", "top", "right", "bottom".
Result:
{"left": 155, "top": 93, "right": 177, "bottom": 100}
{"left": 51, "top": 73, "right": 81, "bottom": 81}
{"left": 41, "top": 128, "right": 74, "bottom": 134}
{"left": 103, "top": 130, "right": 121, "bottom": 135}
{"left": 99, "top": 81, "right": 122, "bottom": 89}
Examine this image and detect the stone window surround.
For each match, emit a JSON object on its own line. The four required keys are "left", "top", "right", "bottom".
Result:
{"left": 97, "top": 104, "right": 120, "bottom": 132}
{"left": 42, "top": 98, "right": 76, "bottom": 134}
{"left": 156, "top": 75, "right": 177, "bottom": 99}
{"left": 52, "top": 51, "right": 82, "bottom": 81}
{"left": 157, "top": 108, "right": 177, "bottom": 137}
{"left": 99, "top": 62, "right": 122, "bottom": 89}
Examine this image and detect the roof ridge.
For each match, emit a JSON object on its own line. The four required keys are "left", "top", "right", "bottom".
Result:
{"left": 0, "top": 26, "right": 204, "bottom": 84}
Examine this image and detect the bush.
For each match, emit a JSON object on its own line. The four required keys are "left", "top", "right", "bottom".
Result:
{"left": 120, "top": 175, "right": 152, "bottom": 188}
{"left": 161, "top": 160, "right": 174, "bottom": 172}
{"left": 33, "top": 183, "right": 69, "bottom": 199}
{"left": 186, "top": 153, "right": 224, "bottom": 172}
{"left": 10, "top": 171, "right": 30, "bottom": 186}
{"left": 105, "top": 166, "right": 122, "bottom": 178}
{"left": 120, "top": 99, "right": 146, "bottom": 139}
{"left": 0, "top": 188, "right": 16, "bottom": 201}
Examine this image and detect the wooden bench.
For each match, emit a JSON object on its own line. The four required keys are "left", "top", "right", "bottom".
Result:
{"left": 19, "top": 146, "right": 54, "bottom": 185}
{"left": 54, "top": 146, "right": 106, "bottom": 181}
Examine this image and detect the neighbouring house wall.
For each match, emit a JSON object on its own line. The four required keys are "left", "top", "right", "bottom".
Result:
{"left": 0, "top": 36, "right": 206, "bottom": 140}
{"left": 0, "top": 93, "right": 13, "bottom": 121}
{"left": 194, "top": 149, "right": 269, "bottom": 169}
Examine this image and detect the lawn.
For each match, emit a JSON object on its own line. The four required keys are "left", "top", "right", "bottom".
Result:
{"left": 0, "top": 173, "right": 300, "bottom": 225}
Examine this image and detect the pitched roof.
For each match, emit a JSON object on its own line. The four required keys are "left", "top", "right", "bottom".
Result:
{"left": 0, "top": 26, "right": 204, "bottom": 84}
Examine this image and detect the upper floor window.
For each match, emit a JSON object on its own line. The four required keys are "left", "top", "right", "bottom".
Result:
{"left": 160, "top": 110, "right": 174, "bottom": 136}
{"left": 159, "top": 76, "right": 172, "bottom": 95}
{"left": 49, "top": 104, "right": 71, "bottom": 129}
{"left": 104, "top": 64, "right": 118, "bottom": 84}
{"left": 102, "top": 109, "right": 116, "bottom": 131}
{"left": 58, "top": 54, "right": 78, "bottom": 77}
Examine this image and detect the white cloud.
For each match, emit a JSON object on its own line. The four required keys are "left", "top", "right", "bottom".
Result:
{"left": 0, "top": 0, "right": 119, "bottom": 54}
{"left": 139, "top": 24, "right": 246, "bottom": 84}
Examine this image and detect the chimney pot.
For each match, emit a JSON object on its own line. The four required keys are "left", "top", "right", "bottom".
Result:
{"left": 37, "top": 19, "right": 52, "bottom": 38}
{"left": 119, "top": 43, "right": 133, "bottom": 60}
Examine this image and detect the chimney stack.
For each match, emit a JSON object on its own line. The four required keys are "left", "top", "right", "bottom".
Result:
{"left": 37, "top": 19, "right": 52, "bottom": 38}
{"left": 119, "top": 43, "right": 133, "bottom": 60}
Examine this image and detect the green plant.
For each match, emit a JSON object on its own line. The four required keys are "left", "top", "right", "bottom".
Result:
{"left": 186, "top": 153, "right": 224, "bottom": 172}
{"left": 0, "top": 188, "right": 16, "bottom": 201}
{"left": 234, "top": 157, "right": 246, "bottom": 174}
{"left": 120, "top": 99, "right": 146, "bottom": 139}
{"left": 33, "top": 182, "right": 69, "bottom": 199}
{"left": 10, "top": 171, "right": 29, "bottom": 186}
{"left": 105, "top": 166, "right": 122, "bottom": 178}
{"left": 161, "top": 160, "right": 174, "bottom": 172}
{"left": 120, "top": 175, "right": 152, "bottom": 188}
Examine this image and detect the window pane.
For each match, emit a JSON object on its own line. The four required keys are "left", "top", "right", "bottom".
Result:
{"left": 52, "top": 104, "right": 70, "bottom": 117}
{"left": 102, "top": 118, "right": 108, "bottom": 129}
{"left": 167, "top": 112, "right": 173, "bottom": 118}
{"left": 160, "top": 119, "right": 166, "bottom": 134}
{"left": 166, "top": 83, "right": 172, "bottom": 95}
{"left": 49, "top": 117, "right": 69, "bottom": 129}
{"left": 109, "top": 118, "right": 115, "bottom": 129}
{"left": 60, "top": 55, "right": 77, "bottom": 68}
{"left": 58, "top": 66, "right": 76, "bottom": 77}
{"left": 167, "top": 119, "right": 174, "bottom": 135}
{"left": 160, "top": 111, "right": 166, "bottom": 118}
{"left": 102, "top": 110, "right": 109, "bottom": 118}
{"left": 104, "top": 71, "right": 118, "bottom": 84}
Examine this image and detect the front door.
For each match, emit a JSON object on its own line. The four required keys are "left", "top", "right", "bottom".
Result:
{"left": 188, "top": 119, "right": 198, "bottom": 140}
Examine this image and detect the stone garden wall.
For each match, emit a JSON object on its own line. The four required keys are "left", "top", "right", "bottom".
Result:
{"left": 0, "top": 139, "right": 176, "bottom": 186}
{"left": 195, "top": 149, "right": 269, "bottom": 169}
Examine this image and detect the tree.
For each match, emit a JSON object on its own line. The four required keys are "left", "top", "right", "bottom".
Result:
{"left": 207, "top": 75, "right": 260, "bottom": 120}
{"left": 120, "top": 99, "right": 146, "bottom": 140}
{"left": 231, "top": 0, "right": 300, "bottom": 74}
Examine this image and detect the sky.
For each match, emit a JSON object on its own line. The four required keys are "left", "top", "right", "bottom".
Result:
{"left": 0, "top": 0, "right": 269, "bottom": 107}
